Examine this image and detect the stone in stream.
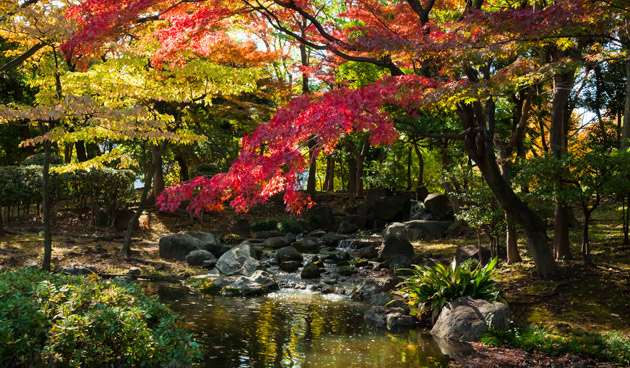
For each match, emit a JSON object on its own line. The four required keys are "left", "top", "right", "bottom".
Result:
{"left": 301, "top": 260, "right": 321, "bottom": 279}
{"left": 430, "top": 297, "right": 510, "bottom": 342}
{"left": 276, "top": 246, "right": 303, "bottom": 263}
{"left": 128, "top": 267, "right": 141, "bottom": 277}
{"left": 364, "top": 306, "right": 416, "bottom": 330}
{"left": 264, "top": 236, "right": 290, "bottom": 249}
{"left": 198, "top": 270, "right": 278, "bottom": 296}
{"left": 378, "top": 234, "right": 414, "bottom": 260}
{"left": 322, "top": 233, "right": 348, "bottom": 247}
{"left": 292, "top": 237, "right": 319, "bottom": 253}
{"left": 185, "top": 250, "right": 216, "bottom": 266}
{"left": 215, "top": 242, "right": 260, "bottom": 276}
{"left": 59, "top": 266, "right": 96, "bottom": 275}
{"left": 279, "top": 261, "right": 301, "bottom": 272}
{"left": 338, "top": 266, "right": 356, "bottom": 276}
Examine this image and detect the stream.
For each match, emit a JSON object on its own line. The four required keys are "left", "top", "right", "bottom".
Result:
{"left": 144, "top": 282, "right": 454, "bottom": 368}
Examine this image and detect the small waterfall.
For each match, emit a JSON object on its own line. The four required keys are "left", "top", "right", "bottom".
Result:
{"left": 337, "top": 235, "right": 383, "bottom": 250}
{"left": 406, "top": 200, "right": 432, "bottom": 221}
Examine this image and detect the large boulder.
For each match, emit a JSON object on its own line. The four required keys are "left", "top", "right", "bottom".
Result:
{"left": 338, "top": 221, "right": 358, "bottom": 234}
{"left": 185, "top": 250, "right": 216, "bottom": 266}
{"left": 340, "top": 215, "right": 368, "bottom": 229}
{"left": 305, "top": 205, "right": 335, "bottom": 230}
{"left": 454, "top": 244, "right": 505, "bottom": 266}
{"left": 378, "top": 235, "right": 414, "bottom": 260}
{"left": 215, "top": 242, "right": 260, "bottom": 276}
{"left": 430, "top": 297, "right": 510, "bottom": 342}
{"left": 158, "top": 232, "right": 219, "bottom": 261}
{"left": 384, "top": 220, "right": 452, "bottom": 242}
{"left": 423, "top": 193, "right": 454, "bottom": 221}
{"left": 370, "top": 196, "right": 407, "bottom": 221}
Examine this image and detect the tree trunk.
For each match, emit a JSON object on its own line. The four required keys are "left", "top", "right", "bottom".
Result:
{"left": 406, "top": 146, "right": 412, "bottom": 190}
{"left": 477, "top": 230, "right": 485, "bottom": 265}
{"left": 75, "top": 141, "right": 88, "bottom": 162}
{"left": 623, "top": 195, "right": 630, "bottom": 245}
{"left": 151, "top": 144, "right": 165, "bottom": 199}
{"left": 581, "top": 208, "right": 593, "bottom": 266}
{"left": 63, "top": 144, "right": 73, "bottom": 164}
{"left": 175, "top": 154, "right": 189, "bottom": 182}
{"left": 306, "top": 143, "right": 317, "bottom": 196}
{"left": 41, "top": 136, "right": 52, "bottom": 271}
{"left": 550, "top": 70, "right": 575, "bottom": 260}
{"left": 323, "top": 156, "right": 334, "bottom": 191}
{"left": 622, "top": 60, "right": 630, "bottom": 150}
{"left": 122, "top": 142, "right": 168, "bottom": 257}
{"left": 413, "top": 143, "right": 424, "bottom": 189}
{"left": 506, "top": 218, "right": 522, "bottom": 264}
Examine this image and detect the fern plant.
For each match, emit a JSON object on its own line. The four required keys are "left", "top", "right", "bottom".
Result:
{"left": 396, "top": 257, "right": 500, "bottom": 321}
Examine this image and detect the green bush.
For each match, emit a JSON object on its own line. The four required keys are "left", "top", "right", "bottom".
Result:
{"left": 21, "top": 153, "right": 64, "bottom": 166}
{"left": 396, "top": 257, "right": 500, "bottom": 321}
{"left": 251, "top": 219, "right": 279, "bottom": 232}
{"left": 483, "top": 324, "right": 630, "bottom": 365}
{"left": 0, "top": 268, "right": 200, "bottom": 367}
{"left": 276, "top": 219, "right": 303, "bottom": 234}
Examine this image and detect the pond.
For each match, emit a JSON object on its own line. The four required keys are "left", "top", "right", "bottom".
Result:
{"left": 145, "top": 282, "right": 456, "bottom": 368}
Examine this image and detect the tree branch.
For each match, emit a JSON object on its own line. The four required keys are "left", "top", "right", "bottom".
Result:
{"left": 0, "top": 42, "right": 46, "bottom": 73}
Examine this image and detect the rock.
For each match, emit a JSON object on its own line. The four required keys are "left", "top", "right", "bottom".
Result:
{"left": 276, "top": 246, "right": 303, "bottom": 263}
{"left": 215, "top": 242, "right": 260, "bottom": 276}
{"left": 364, "top": 306, "right": 415, "bottom": 330}
{"left": 322, "top": 233, "right": 349, "bottom": 247}
{"left": 185, "top": 250, "right": 216, "bottom": 266}
{"left": 305, "top": 205, "right": 335, "bottom": 230}
{"left": 279, "top": 261, "right": 301, "bottom": 272}
{"left": 309, "top": 230, "right": 327, "bottom": 237}
{"left": 337, "top": 236, "right": 383, "bottom": 250}
{"left": 402, "top": 200, "right": 432, "bottom": 221}
{"left": 386, "top": 255, "right": 413, "bottom": 276}
{"left": 230, "top": 219, "right": 251, "bottom": 237}
{"left": 371, "top": 292, "right": 406, "bottom": 308}
{"left": 454, "top": 244, "right": 494, "bottom": 266}
{"left": 445, "top": 221, "right": 467, "bottom": 238}
{"left": 365, "top": 188, "right": 393, "bottom": 202}
{"left": 200, "top": 270, "right": 278, "bottom": 296}
{"left": 59, "top": 266, "right": 96, "bottom": 275}
{"left": 384, "top": 220, "right": 452, "bottom": 242}
{"left": 338, "top": 266, "right": 356, "bottom": 276}
{"left": 327, "top": 251, "right": 351, "bottom": 265}
{"left": 292, "top": 237, "right": 320, "bottom": 253}
{"left": 264, "top": 236, "right": 289, "bottom": 249}
{"left": 338, "top": 221, "right": 359, "bottom": 234}
{"left": 416, "top": 186, "right": 429, "bottom": 201}
{"left": 128, "top": 267, "right": 141, "bottom": 277}
{"left": 371, "top": 196, "right": 407, "bottom": 221}
{"left": 358, "top": 244, "right": 379, "bottom": 259}
{"left": 378, "top": 234, "right": 414, "bottom": 260}
{"left": 301, "top": 261, "right": 321, "bottom": 279}
{"left": 341, "top": 215, "right": 367, "bottom": 229}
{"left": 430, "top": 297, "right": 511, "bottom": 342}
{"left": 352, "top": 273, "right": 398, "bottom": 299}
{"left": 423, "top": 193, "right": 454, "bottom": 221}
{"left": 202, "top": 258, "right": 217, "bottom": 269}
{"left": 355, "top": 259, "right": 369, "bottom": 268}
{"left": 158, "top": 232, "right": 220, "bottom": 260}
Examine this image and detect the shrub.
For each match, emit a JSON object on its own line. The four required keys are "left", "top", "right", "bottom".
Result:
{"left": 0, "top": 268, "right": 200, "bottom": 367}
{"left": 276, "top": 219, "right": 303, "bottom": 234}
{"left": 251, "top": 219, "right": 279, "bottom": 232}
{"left": 21, "top": 153, "right": 64, "bottom": 166}
{"left": 483, "top": 324, "right": 630, "bottom": 365}
{"left": 396, "top": 257, "right": 500, "bottom": 321}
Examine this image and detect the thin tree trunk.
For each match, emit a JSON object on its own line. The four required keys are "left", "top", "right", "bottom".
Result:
{"left": 122, "top": 142, "right": 168, "bottom": 257}
{"left": 623, "top": 195, "right": 630, "bottom": 245}
{"left": 151, "top": 144, "right": 165, "bottom": 199}
{"left": 406, "top": 146, "right": 412, "bottom": 191}
{"left": 176, "top": 154, "right": 189, "bottom": 182}
{"left": 323, "top": 156, "right": 334, "bottom": 191}
{"left": 582, "top": 209, "right": 592, "bottom": 266}
{"left": 506, "top": 218, "right": 522, "bottom": 264}
{"left": 413, "top": 143, "right": 424, "bottom": 189}
{"left": 41, "top": 136, "right": 52, "bottom": 271}
{"left": 622, "top": 60, "right": 630, "bottom": 150}
{"left": 477, "top": 230, "right": 485, "bottom": 265}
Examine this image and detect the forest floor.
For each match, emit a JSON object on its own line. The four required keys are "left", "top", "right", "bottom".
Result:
{"left": 0, "top": 197, "right": 628, "bottom": 367}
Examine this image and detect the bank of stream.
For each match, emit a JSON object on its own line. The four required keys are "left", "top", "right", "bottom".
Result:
{"left": 144, "top": 282, "right": 456, "bottom": 368}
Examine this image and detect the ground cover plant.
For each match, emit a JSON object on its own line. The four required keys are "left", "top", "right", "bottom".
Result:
{"left": 0, "top": 268, "right": 200, "bottom": 367}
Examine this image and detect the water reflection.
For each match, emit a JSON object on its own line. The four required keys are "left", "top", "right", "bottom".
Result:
{"left": 145, "top": 283, "right": 450, "bottom": 368}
